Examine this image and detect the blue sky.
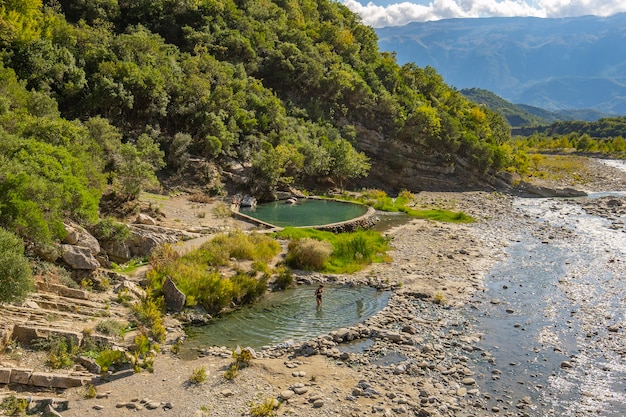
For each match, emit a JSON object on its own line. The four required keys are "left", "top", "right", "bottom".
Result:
{"left": 342, "top": 0, "right": 626, "bottom": 27}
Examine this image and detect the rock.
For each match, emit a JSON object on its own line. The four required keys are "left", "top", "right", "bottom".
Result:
{"left": 279, "top": 390, "right": 295, "bottom": 400}
{"left": 135, "top": 213, "right": 157, "bottom": 225}
{"left": 146, "top": 402, "right": 160, "bottom": 409}
{"left": 312, "top": 399, "right": 324, "bottom": 408}
{"left": 293, "top": 386, "right": 308, "bottom": 395}
{"left": 63, "top": 221, "right": 101, "bottom": 255}
{"left": 402, "top": 325, "right": 417, "bottom": 334}
{"left": 163, "top": 277, "right": 186, "bottom": 312}
{"left": 560, "top": 361, "right": 573, "bottom": 369}
{"left": 43, "top": 404, "right": 62, "bottom": 417}
{"left": 461, "top": 377, "right": 476, "bottom": 385}
{"left": 60, "top": 244, "right": 100, "bottom": 270}
{"left": 456, "top": 387, "right": 467, "bottom": 396}
{"left": 221, "top": 389, "right": 234, "bottom": 397}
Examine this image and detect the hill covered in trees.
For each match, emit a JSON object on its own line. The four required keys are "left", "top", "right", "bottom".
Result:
{"left": 0, "top": 0, "right": 520, "bottom": 254}
{"left": 461, "top": 88, "right": 616, "bottom": 128}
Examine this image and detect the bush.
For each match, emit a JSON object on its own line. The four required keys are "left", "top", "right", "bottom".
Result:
{"left": 96, "top": 348, "right": 125, "bottom": 374}
{"left": 90, "top": 217, "right": 131, "bottom": 243}
{"left": 286, "top": 238, "right": 333, "bottom": 270}
{"left": 44, "top": 336, "right": 78, "bottom": 369}
{"left": 272, "top": 267, "right": 293, "bottom": 290}
{"left": 250, "top": 398, "right": 279, "bottom": 417}
{"left": 189, "top": 366, "right": 207, "bottom": 384}
{"left": 0, "top": 395, "right": 27, "bottom": 416}
{"left": 0, "top": 228, "right": 33, "bottom": 303}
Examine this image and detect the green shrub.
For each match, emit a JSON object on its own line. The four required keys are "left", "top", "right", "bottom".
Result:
{"left": 278, "top": 228, "right": 390, "bottom": 273}
{"left": 273, "top": 267, "right": 293, "bottom": 290}
{"left": 433, "top": 291, "right": 446, "bottom": 305}
{"left": 0, "top": 395, "right": 27, "bottom": 416}
{"left": 95, "top": 319, "right": 128, "bottom": 337}
{"left": 90, "top": 217, "right": 131, "bottom": 243}
{"left": 223, "top": 347, "right": 255, "bottom": 380}
{"left": 223, "top": 363, "right": 238, "bottom": 380}
{"left": 0, "top": 228, "right": 33, "bottom": 303}
{"left": 45, "top": 336, "right": 78, "bottom": 369}
{"left": 189, "top": 366, "right": 207, "bottom": 384}
{"left": 96, "top": 348, "right": 125, "bottom": 374}
{"left": 131, "top": 297, "right": 166, "bottom": 343}
{"left": 83, "top": 383, "right": 97, "bottom": 399}
{"left": 230, "top": 273, "right": 267, "bottom": 305}
{"left": 286, "top": 238, "right": 333, "bottom": 270}
{"left": 146, "top": 233, "right": 279, "bottom": 314}
{"left": 250, "top": 398, "right": 279, "bottom": 417}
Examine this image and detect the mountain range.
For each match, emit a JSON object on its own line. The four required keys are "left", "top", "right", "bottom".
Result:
{"left": 376, "top": 13, "right": 626, "bottom": 115}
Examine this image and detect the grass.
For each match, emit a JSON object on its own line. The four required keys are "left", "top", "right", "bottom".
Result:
{"left": 189, "top": 366, "right": 207, "bottom": 384}
{"left": 250, "top": 398, "right": 278, "bottom": 417}
{"left": 112, "top": 258, "right": 149, "bottom": 274}
{"left": 276, "top": 227, "right": 391, "bottom": 273}
{"left": 146, "top": 232, "right": 280, "bottom": 314}
{"left": 337, "top": 189, "right": 474, "bottom": 223}
{"left": 525, "top": 154, "right": 590, "bottom": 185}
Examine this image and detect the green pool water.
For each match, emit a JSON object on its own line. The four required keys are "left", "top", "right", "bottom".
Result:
{"left": 182, "top": 284, "right": 391, "bottom": 354}
{"left": 239, "top": 198, "right": 368, "bottom": 227}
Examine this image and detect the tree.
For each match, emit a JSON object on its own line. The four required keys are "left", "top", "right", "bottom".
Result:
{"left": 0, "top": 227, "right": 33, "bottom": 304}
{"left": 113, "top": 134, "right": 165, "bottom": 200}
{"left": 327, "top": 139, "right": 370, "bottom": 190}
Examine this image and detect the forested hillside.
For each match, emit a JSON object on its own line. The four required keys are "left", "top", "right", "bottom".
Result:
{"left": 0, "top": 0, "right": 519, "bottom": 251}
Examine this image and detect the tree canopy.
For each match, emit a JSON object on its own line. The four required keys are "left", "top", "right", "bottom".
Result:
{"left": 0, "top": 0, "right": 519, "bottom": 250}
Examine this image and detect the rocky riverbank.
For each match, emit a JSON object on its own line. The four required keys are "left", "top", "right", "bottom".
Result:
{"left": 2, "top": 156, "right": 625, "bottom": 417}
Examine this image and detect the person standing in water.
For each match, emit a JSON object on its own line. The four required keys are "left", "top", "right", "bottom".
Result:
{"left": 315, "top": 284, "right": 324, "bottom": 308}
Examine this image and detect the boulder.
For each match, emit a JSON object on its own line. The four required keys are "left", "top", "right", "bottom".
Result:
{"left": 163, "top": 277, "right": 186, "bottom": 312}
{"left": 135, "top": 213, "right": 157, "bottom": 225}
{"left": 12, "top": 326, "right": 83, "bottom": 348}
{"left": 60, "top": 244, "right": 100, "bottom": 270}
{"left": 63, "top": 221, "right": 100, "bottom": 256}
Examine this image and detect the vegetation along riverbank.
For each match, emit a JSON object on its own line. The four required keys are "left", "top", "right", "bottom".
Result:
{"left": 1, "top": 0, "right": 626, "bottom": 416}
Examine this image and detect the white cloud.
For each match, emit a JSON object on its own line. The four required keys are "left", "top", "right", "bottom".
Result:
{"left": 343, "top": 0, "right": 626, "bottom": 27}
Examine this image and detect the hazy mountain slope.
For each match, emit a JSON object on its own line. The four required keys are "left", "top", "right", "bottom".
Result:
{"left": 460, "top": 88, "right": 615, "bottom": 126}
{"left": 376, "top": 14, "right": 626, "bottom": 114}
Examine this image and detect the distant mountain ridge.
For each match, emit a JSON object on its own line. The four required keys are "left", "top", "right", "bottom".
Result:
{"left": 460, "top": 88, "right": 615, "bottom": 127}
{"left": 376, "top": 14, "right": 626, "bottom": 114}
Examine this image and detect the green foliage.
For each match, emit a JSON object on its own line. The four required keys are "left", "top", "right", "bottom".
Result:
{"left": 145, "top": 232, "right": 278, "bottom": 314}
{"left": 95, "top": 348, "right": 125, "bottom": 374}
{"left": 0, "top": 228, "right": 33, "bottom": 303}
{"left": 95, "top": 319, "right": 128, "bottom": 337}
{"left": 83, "top": 383, "right": 97, "bottom": 399}
{"left": 189, "top": 366, "right": 207, "bottom": 384}
{"left": 341, "top": 190, "right": 475, "bottom": 224}
{"left": 433, "top": 291, "right": 446, "bottom": 305}
{"left": 224, "top": 347, "right": 254, "bottom": 380}
{"left": 277, "top": 227, "right": 390, "bottom": 273}
{"left": 250, "top": 398, "right": 279, "bottom": 417}
{"left": 0, "top": 0, "right": 528, "bottom": 247}
{"left": 0, "top": 395, "right": 28, "bottom": 416}
{"left": 131, "top": 297, "right": 166, "bottom": 343}
{"left": 0, "top": 132, "right": 101, "bottom": 246}
{"left": 272, "top": 266, "right": 294, "bottom": 291}
{"left": 285, "top": 238, "right": 333, "bottom": 270}
{"left": 114, "top": 134, "right": 166, "bottom": 200}
{"left": 42, "top": 336, "right": 79, "bottom": 369}
{"left": 90, "top": 217, "right": 131, "bottom": 243}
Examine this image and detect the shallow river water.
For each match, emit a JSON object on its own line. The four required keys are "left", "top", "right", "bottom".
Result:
{"left": 468, "top": 161, "right": 626, "bottom": 416}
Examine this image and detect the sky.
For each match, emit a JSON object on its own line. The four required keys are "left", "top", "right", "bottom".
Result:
{"left": 342, "top": 0, "right": 626, "bottom": 27}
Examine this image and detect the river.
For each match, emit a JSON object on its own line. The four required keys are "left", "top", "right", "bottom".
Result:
{"left": 467, "top": 160, "right": 626, "bottom": 416}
